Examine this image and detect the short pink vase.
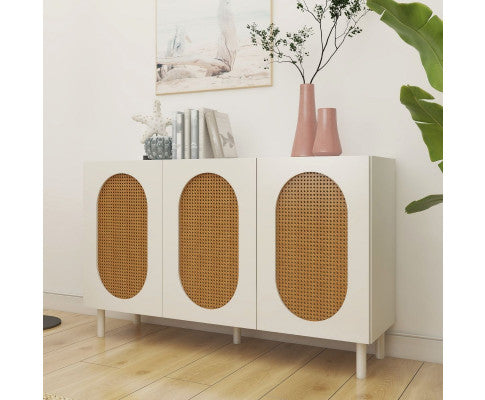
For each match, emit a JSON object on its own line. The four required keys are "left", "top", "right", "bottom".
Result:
{"left": 312, "top": 108, "right": 342, "bottom": 156}
{"left": 291, "top": 84, "right": 317, "bottom": 157}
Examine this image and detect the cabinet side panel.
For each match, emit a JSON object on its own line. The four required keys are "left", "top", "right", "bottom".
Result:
{"left": 83, "top": 164, "right": 96, "bottom": 307}
{"left": 370, "top": 157, "right": 396, "bottom": 342}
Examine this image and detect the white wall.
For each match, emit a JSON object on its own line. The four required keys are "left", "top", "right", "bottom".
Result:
{"left": 44, "top": 0, "right": 443, "bottom": 343}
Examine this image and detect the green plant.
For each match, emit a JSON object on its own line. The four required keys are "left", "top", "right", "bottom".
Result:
{"left": 247, "top": 1, "right": 368, "bottom": 83}
{"left": 367, "top": 0, "right": 442, "bottom": 213}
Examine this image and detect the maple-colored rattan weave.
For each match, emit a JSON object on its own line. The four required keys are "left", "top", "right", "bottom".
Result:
{"left": 276, "top": 172, "right": 348, "bottom": 321}
{"left": 97, "top": 173, "right": 147, "bottom": 299}
{"left": 179, "top": 173, "right": 239, "bottom": 309}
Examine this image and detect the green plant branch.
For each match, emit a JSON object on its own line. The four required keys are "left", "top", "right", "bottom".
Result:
{"left": 311, "top": 9, "right": 367, "bottom": 81}
{"left": 248, "top": 1, "right": 368, "bottom": 84}
{"left": 310, "top": 19, "right": 338, "bottom": 83}
{"left": 275, "top": 40, "right": 307, "bottom": 82}
{"left": 302, "top": 0, "right": 319, "bottom": 22}
{"left": 276, "top": 57, "right": 306, "bottom": 82}
{"left": 315, "top": 11, "right": 367, "bottom": 75}
{"left": 274, "top": 43, "right": 307, "bottom": 82}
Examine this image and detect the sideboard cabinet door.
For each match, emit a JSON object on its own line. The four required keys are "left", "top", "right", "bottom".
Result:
{"left": 163, "top": 158, "right": 256, "bottom": 328}
{"left": 84, "top": 161, "right": 163, "bottom": 316}
{"left": 257, "top": 157, "right": 371, "bottom": 343}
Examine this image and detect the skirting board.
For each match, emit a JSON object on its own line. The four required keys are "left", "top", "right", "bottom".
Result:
{"left": 44, "top": 292, "right": 442, "bottom": 363}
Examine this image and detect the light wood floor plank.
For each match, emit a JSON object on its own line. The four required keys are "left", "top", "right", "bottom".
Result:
{"left": 122, "top": 377, "right": 208, "bottom": 400}
{"left": 99, "top": 329, "right": 232, "bottom": 379}
{"left": 190, "top": 343, "right": 322, "bottom": 400}
{"left": 168, "top": 337, "right": 278, "bottom": 385}
{"left": 330, "top": 357, "right": 423, "bottom": 400}
{"left": 44, "top": 362, "right": 118, "bottom": 399}
{"left": 83, "top": 327, "right": 194, "bottom": 367}
{"left": 85, "top": 327, "right": 230, "bottom": 369}
{"left": 45, "top": 330, "right": 231, "bottom": 400}
{"left": 44, "top": 317, "right": 130, "bottom": 354}
{"left": 261, "top": 348, "right": 356, "bottom": 400}
{"left": 44, "top": 323, "right": 163, "bottom": 374}
{"left": 399, "top": 362, "right": 443, "bottom": 400}
{"left": 44, "top": 360, "right": 159, "bottom": 400}
{"left": 43, "top": 311, "right": 95, "bottom": 336}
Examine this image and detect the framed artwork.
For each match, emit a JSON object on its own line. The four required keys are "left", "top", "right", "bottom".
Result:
{"left": 156, "top": 0, "right": 273, "bottom": 95}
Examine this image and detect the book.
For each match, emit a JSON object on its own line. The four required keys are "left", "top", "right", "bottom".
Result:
{"left": 184, "top": 110, "right": 191, "bottom": 159}
{"left": 172, "top": 111, "right": 184, "bottom": 159}
{"left": 190, "top": 109, "right": 199, "bottom": 159}
{"left": 214, "top": 111, "right": 238, "bottom": 158}
{"left": 198, "top": 108, "right": 213, "bottom": 159}
{"left": 204, "top": 109, "right": 224, "bottom": 158}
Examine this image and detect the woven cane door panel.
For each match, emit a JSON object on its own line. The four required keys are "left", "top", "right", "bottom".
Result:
{"left": 276, "top": 172, "right": 348, "bottom": 321}
{"left": 179, "top": 173, "right": 239, "bottom": 309}
{"left": 97, "top": 173, "right": 147, "bottom": 299}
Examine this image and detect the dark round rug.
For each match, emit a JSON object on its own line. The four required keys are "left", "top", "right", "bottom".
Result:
{"left": 43, "top": 315, "right": 61, "bottom": 330}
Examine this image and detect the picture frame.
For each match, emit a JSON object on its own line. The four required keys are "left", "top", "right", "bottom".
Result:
{"left": 155, "top": 0, "right": 273, "bottom": 95}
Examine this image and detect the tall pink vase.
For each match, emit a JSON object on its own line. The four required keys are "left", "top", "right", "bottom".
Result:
{"left": 291, "top": 84, "right": 317, "bottom": 157}
{"left": 312, "top": 108, "right": 342, "bottom": 156}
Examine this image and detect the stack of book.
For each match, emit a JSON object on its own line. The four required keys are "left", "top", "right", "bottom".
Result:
{"left": 172, "top": 109, "right": 238, "bottom": 159}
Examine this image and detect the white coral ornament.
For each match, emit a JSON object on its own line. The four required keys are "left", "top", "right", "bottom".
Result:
{"left": 132, "top": 99, "right": 172, "bottom": 143}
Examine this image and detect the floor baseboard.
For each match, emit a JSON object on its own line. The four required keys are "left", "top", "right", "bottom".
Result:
{"left": 44, "top": 292, "right": 442, "bottom": 363}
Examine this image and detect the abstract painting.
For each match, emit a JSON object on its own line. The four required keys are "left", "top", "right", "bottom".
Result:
{"left": 156, "top": 0, "right": 272, "bottom": 95}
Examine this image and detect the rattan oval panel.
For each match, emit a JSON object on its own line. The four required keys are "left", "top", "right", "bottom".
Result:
{"left": 179, "top": 173, "right": 239, "bottom": 309}
{"left": 276, "top": 172, "right": 348, "bottom": 321}
{"left": 97, "top": 173, "right": 147, "bottom": 299}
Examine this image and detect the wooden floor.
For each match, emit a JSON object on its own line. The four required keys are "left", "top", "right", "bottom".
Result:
{"left": 44, "top": 310, "right": 442, "bottom": 400}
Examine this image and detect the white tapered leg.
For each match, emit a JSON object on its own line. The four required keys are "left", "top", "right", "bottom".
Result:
{"left": 356, "top": 343, "right": 367, "bottom": 379}
{"left": 233, "top": 327, "right": 241, "bottom": 344}
{"left": 133, "top": 314, "right": 141, "bottom": 325}
{"left": 97, "top": 309, "right": 105, "bottom": 338}
{"left": 376, "top": 333, "right": 385, "bottom": 360}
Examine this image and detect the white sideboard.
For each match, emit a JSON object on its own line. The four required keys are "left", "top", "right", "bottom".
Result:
{"left": 83, "top": 156, "right": 395, "bottom": 378}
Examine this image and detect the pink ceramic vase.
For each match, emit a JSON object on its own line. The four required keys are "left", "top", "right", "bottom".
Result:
{"left": 312, "top": 108, "right": 342, "bottom": 156}
{"left": 291, "top": 84, "right": 317, "bottom": 157}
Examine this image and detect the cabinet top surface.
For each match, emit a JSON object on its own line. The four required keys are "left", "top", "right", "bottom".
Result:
{"left": 85, "top": 156, "right": 394, "bottom": 166}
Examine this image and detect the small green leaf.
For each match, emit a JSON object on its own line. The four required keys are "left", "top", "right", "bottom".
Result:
{"left": 400, "top": 85, "right": 442, "bottom": 164}
{"left": 405, "top": 194, "right": 443, "bottom": 213}
{"left": 416, "top": 122, "right": 442, "bottom": 162}
{"left": 400, "top": 85, "right": 442, "bottom": 125}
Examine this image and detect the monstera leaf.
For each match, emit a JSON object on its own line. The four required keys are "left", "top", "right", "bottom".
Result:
{"left": 400, "top": 85, "right": 442, "bottom": 170}
{"left": 367, "top": 0, "right": 443, "bottom": 92}
{"left": 368, "top": 0, "right": 443, "bottom": 213}
{"left": 405, "top": 194, "right": 443, "bottom": 214}
{"left": 401, "top": 84, "right": 443, "bottom": 213}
